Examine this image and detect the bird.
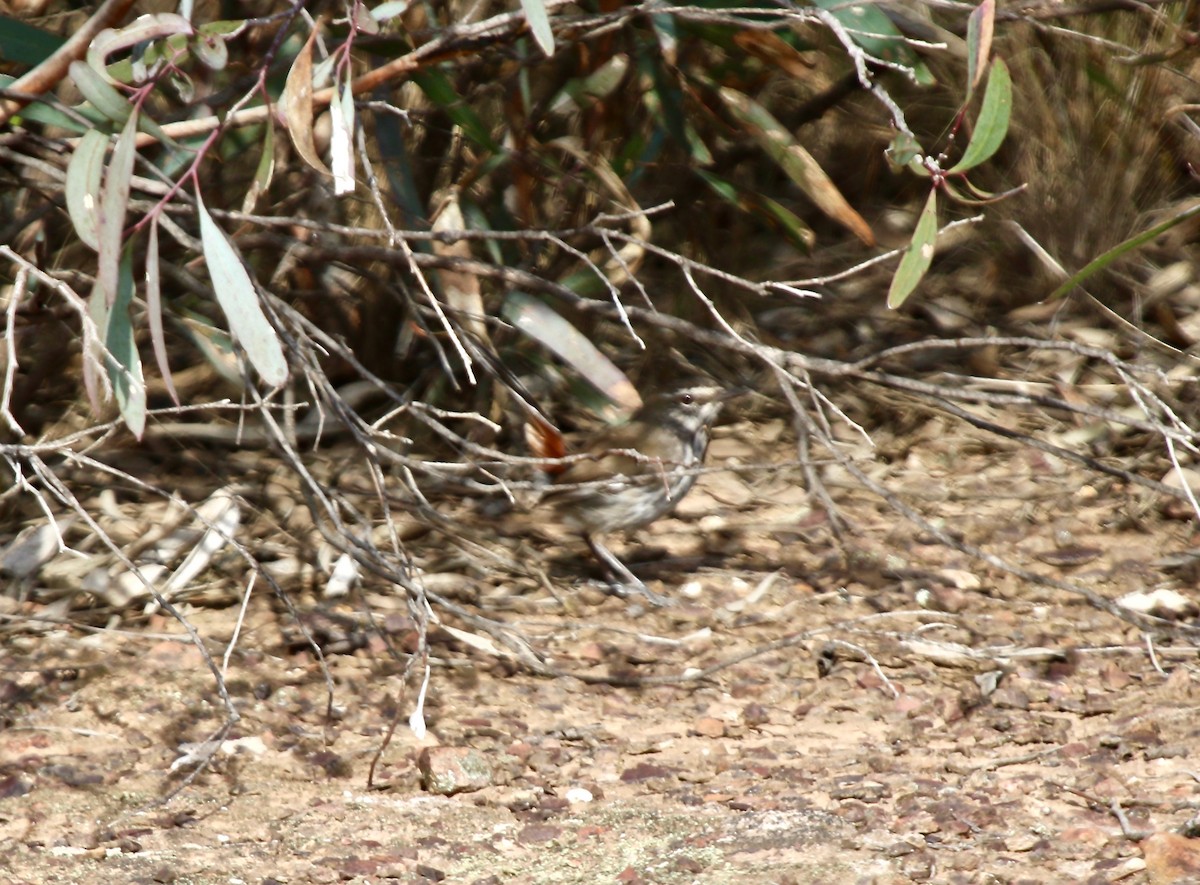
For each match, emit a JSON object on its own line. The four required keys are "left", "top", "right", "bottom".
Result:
{"left": 539, "top": 384, "right": 736, "bottom": 605}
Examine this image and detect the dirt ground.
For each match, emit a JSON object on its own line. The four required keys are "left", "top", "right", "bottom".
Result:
{"left": 3, "top": 408, "right": 1200, "bottom": 885}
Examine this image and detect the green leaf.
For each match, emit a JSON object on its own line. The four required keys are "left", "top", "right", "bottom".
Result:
{"left": 374, "top": 110, "right": 426, "bottom": 228}
{"left": 0, "top": 14, "right": 64, "bottom": 66}
{"left": 753, "top": 194, "right": 816, "bottom": 252}
{"left": 69, "top": 59, "right": 132, "bottom": 124}
{"left": 947, "top": 57, "right": 1011, "bottom": 174}
{"left": 1047, "top": 202, "right": 1200, "bottom": 301}
{"left": 411, "top": 69, "right": 499, "bottom": 153}
{"left": 0, "top": 74, "right": 93, "bottom": 133}
{"left": 67, "top": 59, "right": 177, "bottom": 147}
{"left": 887, "top": 189, "right": 939, "bottom": 309}
{"left": 646, "top": 57, "right": 711, "bottom": 165}
{"left": 87, "top": 13, "right": 193, "bottom": 81}
{"left": 649, "top": 8, "right": 678, "bottom": 64}
{"left": 145, "top": 217, "right": 179, "bottom": 405}
{"left": 65, "top": 130, "right": 108, "bottom": 251}
{"left": 696, "top": 170, "right": 815, "bottom": 251}
{"left": 94, "top": 110, "right": 139, "bottom": 309}
{"left": 242, "top": 123, "right": 276, "bottom": 213}
{"left": 107, "top": 247, "right": 146, "bottom": 439}
{"left": 551, "top": 54, "right": 629, "bottom": 113}
{"left": 886, "top": 131, "right": 922, "bottom": 172}
{"left": 520, "top": 0, "right": 554, "bottom": 57}
{"left": 196, "top": 190, "right": 289, "bottom": 387}
{"left": 810, "top": 0, "right": 935, "bottom": 86}
{"left": 696, "top": 169, "right": 739, "bottom": 204}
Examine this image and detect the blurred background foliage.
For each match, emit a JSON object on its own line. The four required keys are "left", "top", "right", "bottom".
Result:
{"left": 1, "top": 0, "right": 1199, "bottom": 442}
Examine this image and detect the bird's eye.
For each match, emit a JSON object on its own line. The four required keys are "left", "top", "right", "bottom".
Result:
{"left": 679, "top": 393, "right": 695, "bottom": 405}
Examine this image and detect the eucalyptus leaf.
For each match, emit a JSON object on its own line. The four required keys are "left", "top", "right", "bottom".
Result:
{"left": 65, "top": 130, "right": 108, "bottom": 251}
{"left": 87, "top": 13, "right": 193, "bottom": 82}
{"left": 887, "top": 189, "right": 939, "bottom": 308}
{"left": 810, "top": 0, "right": 935, "bottom": 86}
{"left": 1047, "top": 202, "right": 1200, "bottom": 301}
{"left": 0, "top": 13, "right": 64, "bottom": 66}
{"left": 502, "top": 292, "right": 639, "bottom": 414}
{"left": 948, "top": 58, "right": 1012, "bottom": 174}
{"left": 145, "top": 217, "right": 179, "bottom": 405}
{"left": 107, "top": 247, "right": 147, "bottom": 439}
{"left": 520, "top": 0, "right": 554, "bottom": 57}
{"left": 196, "top": 191, "right": 289, "bottom": 387}
{"left": 94, "top": 111, "right": 139, "bottom": 309}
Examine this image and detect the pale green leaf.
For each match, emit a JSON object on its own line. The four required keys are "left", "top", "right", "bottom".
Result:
{"left": 330, "top": 79, "right": 356, "bottom": 195}
{"left": 93, "top": 110, "right": 138, "bottom": 309}
{"left": 69, "top": 59, "right": 131, "bottom": 123}
{"left": 145, "top": 217, "right": 179, "bottom": 405}
{"left": 107, "top": 247, "right": 146, "bottom": 439}
{"left": 196, "top": 190, "right": 289, "bottom": 387}
{"left": 192, "top": 32, "right": 229, "bottom": 71}
{"left": 65, "top": 130, "right": 108, "bottom": 251}
{"left": 87, "top": 13, "right": 193, "bottom": 82}
{"left": 502, "top": 292, "right": 639, "bottom": 414}
{"left": 371, "top": 1, "right": 410, "bottom": 23}
{"left": 520, "top": 0, "right": 554, "bottom": 57}
{"left": 242, "top": 123, "right": 276, "bottom": 214}
{"left": 887, "top": 189, "right": 939, "bottom": 309}
{"left": 68, "top": 59, "right": 177, "bottom": 147}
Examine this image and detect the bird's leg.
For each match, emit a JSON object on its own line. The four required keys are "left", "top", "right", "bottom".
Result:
{"left": 583, "top": 533, "right": 671, "bottom": 607}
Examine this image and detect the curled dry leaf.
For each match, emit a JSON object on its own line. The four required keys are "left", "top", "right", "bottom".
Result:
{"left": 323, "top": 553, "right": 359, "bottom": 599}
{"left": 282, "top": 28, "right": 331, "bottom": 177}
